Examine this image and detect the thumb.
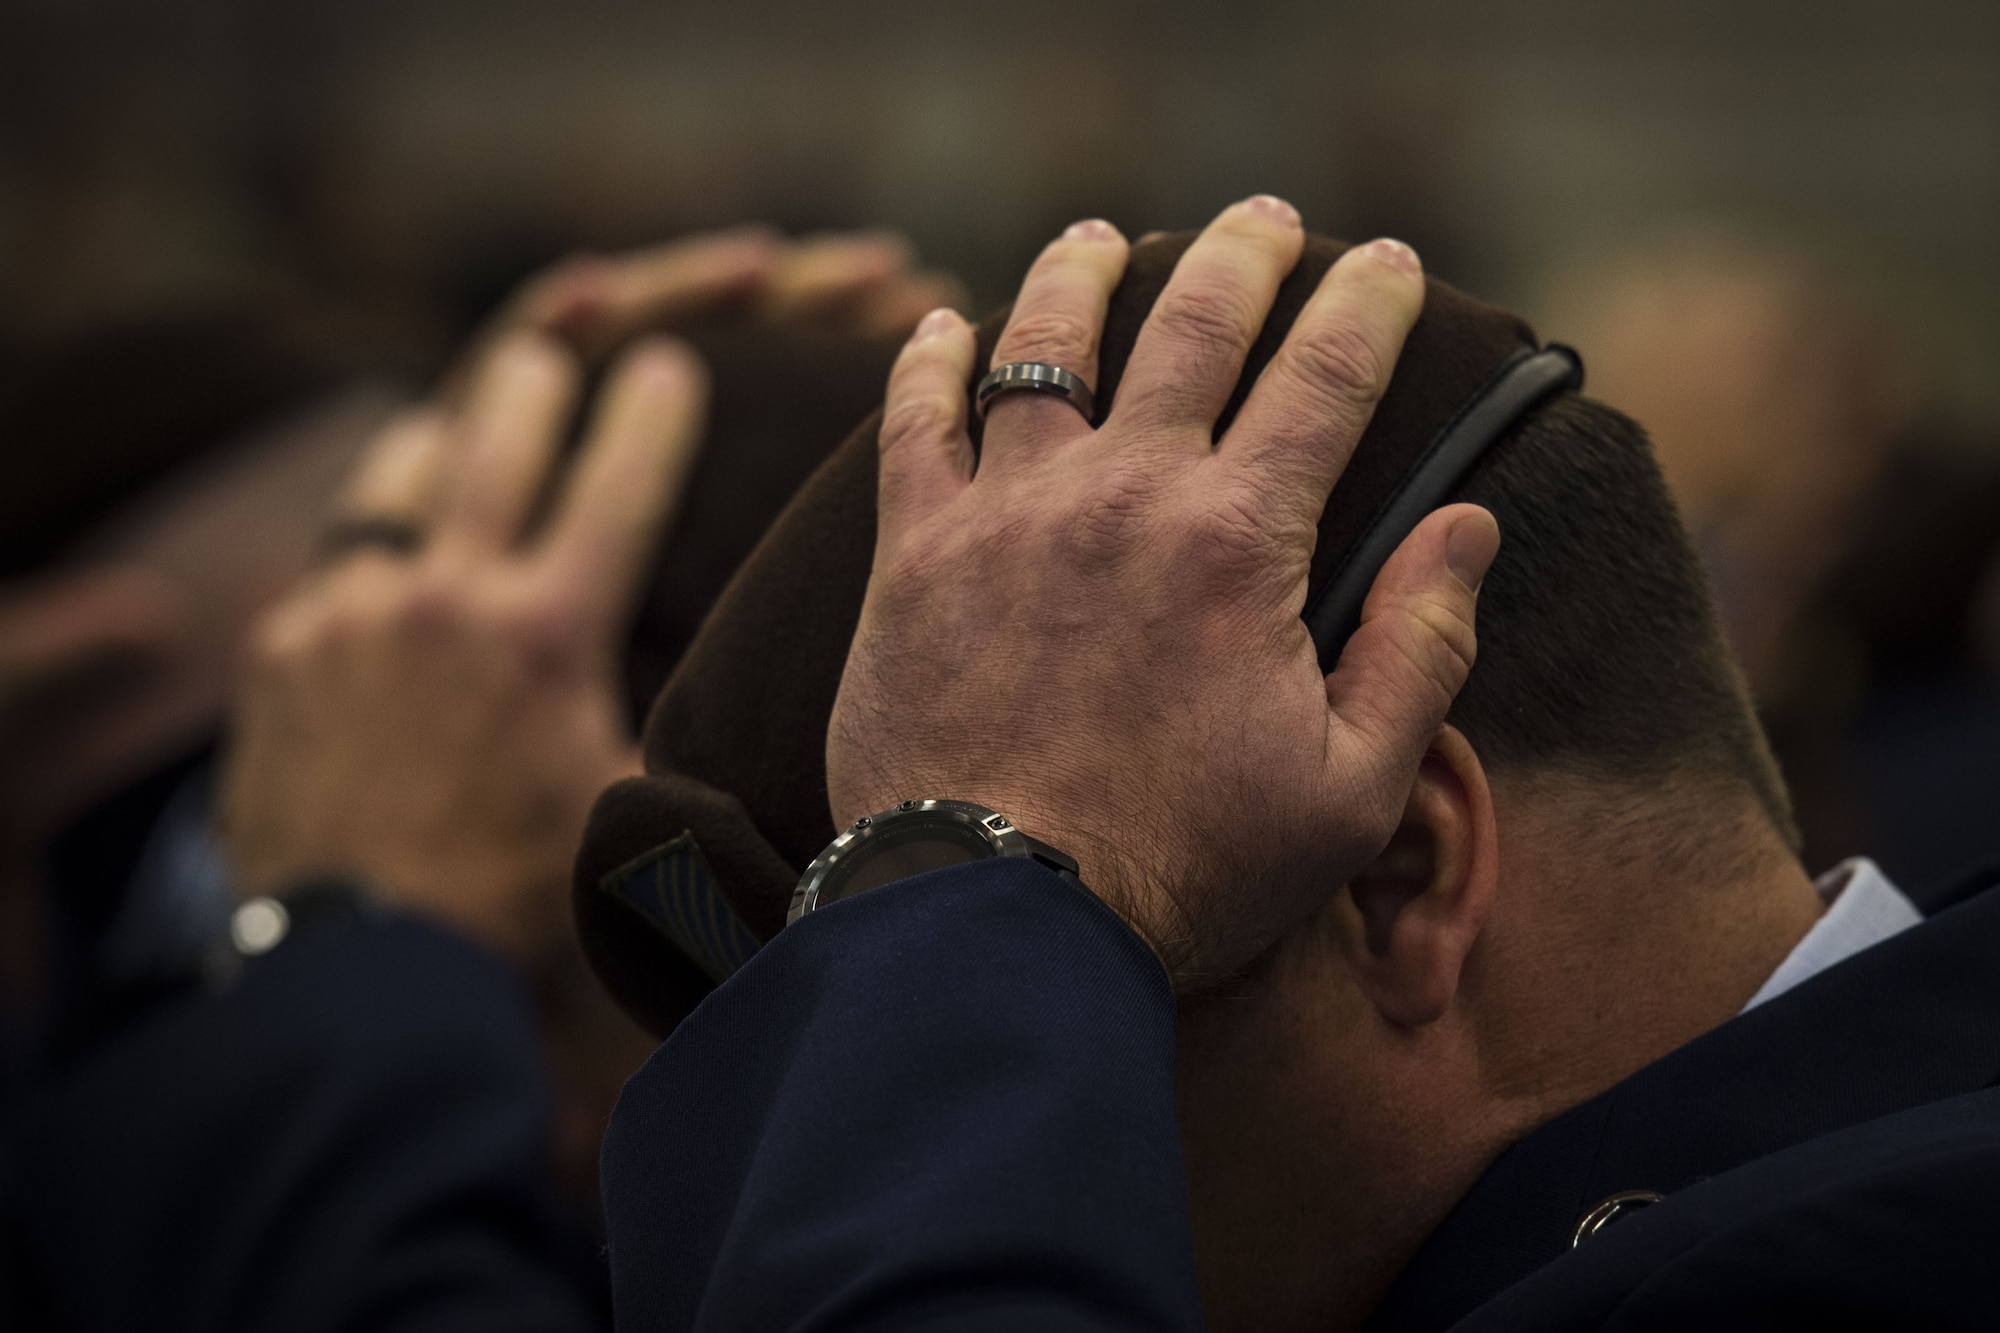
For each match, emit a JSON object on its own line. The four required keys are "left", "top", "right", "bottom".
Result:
{"left": 1324, "top": 504, "right": 1497, "bottom": 779}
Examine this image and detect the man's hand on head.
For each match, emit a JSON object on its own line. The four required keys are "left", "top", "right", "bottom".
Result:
{"left": 484, "top": 226, "right": 966, "bottom": 367}
{"left": 828, "top": 198, "right": 1500, "bottom": 989}
{"left": 219, "top": 330, "right": 707, "bottom": 970}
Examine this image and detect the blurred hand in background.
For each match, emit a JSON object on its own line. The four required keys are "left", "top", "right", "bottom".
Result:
{"left": 493, "top": 226, "right": 963, "bottom": 363}
{"left": 220, "top": 330, "right": 704, "bottom": 965}
{"left": 219, "top": 225, "right": 957, "bottom": 967}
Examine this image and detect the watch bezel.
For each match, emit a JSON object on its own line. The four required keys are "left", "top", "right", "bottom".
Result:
{"left": 788, "top": 799, "right": 1051, "bottom": 924}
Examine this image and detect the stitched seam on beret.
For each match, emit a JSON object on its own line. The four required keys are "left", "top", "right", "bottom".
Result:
{"left": 1305, "top": 344, "right": 1537, "bottom": 629}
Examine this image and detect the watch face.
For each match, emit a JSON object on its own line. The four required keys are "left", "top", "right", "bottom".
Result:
{"left": 819, "top": 814, "right": 995, "bottom": 906}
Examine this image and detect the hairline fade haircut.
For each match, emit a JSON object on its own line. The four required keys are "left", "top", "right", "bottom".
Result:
{"left": 1442, "top": 391, "right": 1798, "bottom": 846}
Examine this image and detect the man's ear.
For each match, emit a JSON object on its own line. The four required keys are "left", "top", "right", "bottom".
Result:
{"left": 1338, "top": 724, "right": 1497, "bottom": 1027}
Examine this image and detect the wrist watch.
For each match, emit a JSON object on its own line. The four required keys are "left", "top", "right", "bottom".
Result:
{"left": 788, "top": 799, "right": 1082, "bottom": 925}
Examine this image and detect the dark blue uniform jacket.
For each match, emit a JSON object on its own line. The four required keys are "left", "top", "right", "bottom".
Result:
{"left": 7, "top": 917, "right": 606, "bottom": 1332}
{"left": 605, "top": 859, "right": 2000, "bottom": 1331}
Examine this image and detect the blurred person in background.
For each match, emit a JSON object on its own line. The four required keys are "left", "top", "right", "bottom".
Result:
{"left": 0, "top": 227, "right": 948, "bottom": 1047}
{"left": 3, "top": 225, "right": 960, "bottom": 1328}
{"left": 1544, "top": 238, "right": 2000, "bottom": 899}
{"left": 5, "top": 317, "right": 687, "bottom": 1332}
{"left": 0, "top": 314, "right": 397, "bottom": 1068}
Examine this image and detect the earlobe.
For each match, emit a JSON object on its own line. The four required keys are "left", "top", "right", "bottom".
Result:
{"left": 1341, "top": 725, "right": 1497, "bottom": 1027}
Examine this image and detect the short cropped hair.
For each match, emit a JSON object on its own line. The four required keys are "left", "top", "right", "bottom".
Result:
{"left": 1443, "top": 393, "right": 1797, "bottom": 841}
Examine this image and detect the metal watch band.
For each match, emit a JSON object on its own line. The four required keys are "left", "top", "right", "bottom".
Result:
{"left": 788, "top": 799, "right": 1081, "bottom": 925}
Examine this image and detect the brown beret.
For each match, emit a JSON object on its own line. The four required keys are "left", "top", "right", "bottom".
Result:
{"left": 619, "top": 319, "right": 906, "bottom": 722}
{"left": 576, "top": 231, "right": 1560, "bottom": 1037}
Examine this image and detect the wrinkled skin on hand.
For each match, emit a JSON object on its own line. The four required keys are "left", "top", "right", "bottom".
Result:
{"left": 830, "top": 200, "right": 1498, "bottom": 989}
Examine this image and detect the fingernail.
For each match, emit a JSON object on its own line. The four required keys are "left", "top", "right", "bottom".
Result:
{"left": 913, "top": 307, "right": 959, "bottom": 341}
{"left": 1446, "top": 511, "right": 1501, "bottom": 592}
{"left": 1242, "top": 194, "right": 1301, "bottom": 228}
{"left": 1064, "top": 218, "right": 1118, "bottom": 242}
{"left": 1365, "top": 237, "right": 1422, "bottom": 276}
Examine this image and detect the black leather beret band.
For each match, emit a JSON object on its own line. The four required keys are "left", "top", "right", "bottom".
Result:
{"left": 1304, "top": 344, "right": 1584, "bottom": 672}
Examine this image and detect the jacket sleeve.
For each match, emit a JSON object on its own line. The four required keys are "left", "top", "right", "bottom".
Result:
{"left": 600, "top": 857, "right": 1205, "bottom": 1332}
{"left": 10, "top": 915, "right": 607, "bottom": 1333}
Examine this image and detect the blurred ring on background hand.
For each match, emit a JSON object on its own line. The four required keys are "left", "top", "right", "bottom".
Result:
{"left": 317, "top": 515, "right": 425, "bottom": 562}
{"left": 975, "top": 362, "right": 1096, "bottom": 423}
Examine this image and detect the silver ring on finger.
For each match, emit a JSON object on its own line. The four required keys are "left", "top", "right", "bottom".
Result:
{"left": 975, "top": 362, "right": 1096, "bottom": 423}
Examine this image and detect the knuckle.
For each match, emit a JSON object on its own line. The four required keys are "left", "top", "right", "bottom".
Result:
{"left": 1283, "top": 324, "right": 1389, "bottom": 415}
{"left": 1428, "top": 597, "right": 1480, "bottom": 679}
{"left": 879, "top": 393, "right": 961, "bottom": 455}
{"left": 1334, "top": 584, "right": 1481, "bottom": 748}
{"left": 1394, "top": 589, "right": 1479, "bottom": 692}
{"left": 1154, "top": 283, "right": 1258, "bottom": 361}
{"left": 1185, "top": 490, "right": 1275, "bottom": 580}
{"left": 1064, "top": 465, "right": 1157, "bottom": 562}
{"left": 998, "top": 309, "right": 1098, "bottom": 366}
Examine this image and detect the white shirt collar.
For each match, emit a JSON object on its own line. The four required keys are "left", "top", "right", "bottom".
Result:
{"left": 1740, "top": 857, "right": 1922, "bottom": 1013}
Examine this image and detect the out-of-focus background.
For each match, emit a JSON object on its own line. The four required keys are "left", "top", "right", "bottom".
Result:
{"left": 3, "top": 0, "right": 1998, "bottom": 884}
{"left": 1, "top": 0, "right": 1995, "bottom": 389}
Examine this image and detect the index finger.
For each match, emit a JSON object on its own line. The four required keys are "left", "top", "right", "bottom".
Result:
{"left": 512, "top": 228, "right": 781, "bottom": 354}
{"left": 757, "top": 231, "right": 914, "bottom": 322}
